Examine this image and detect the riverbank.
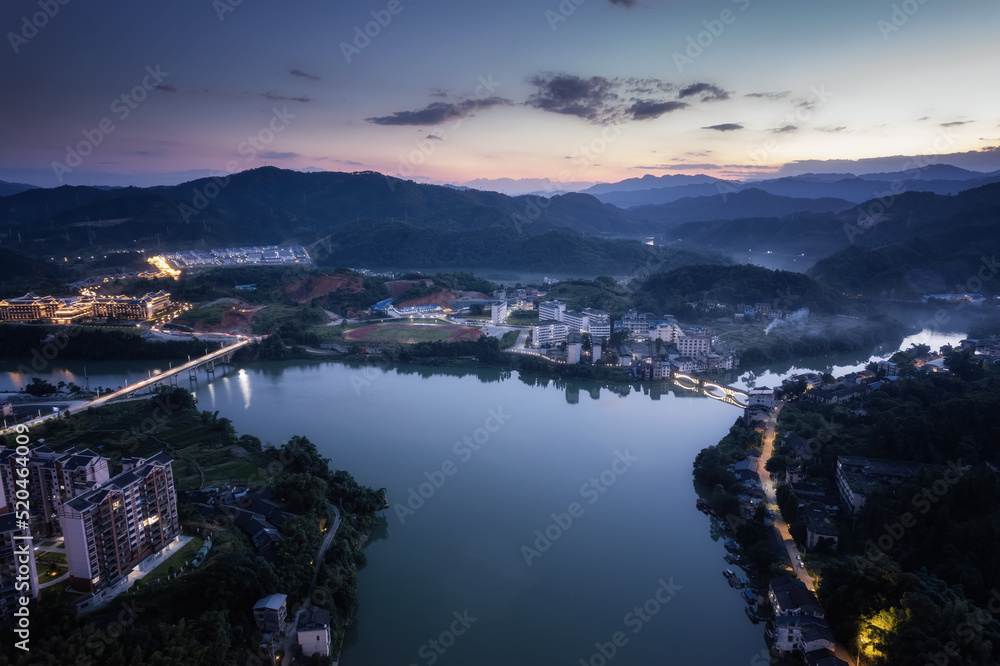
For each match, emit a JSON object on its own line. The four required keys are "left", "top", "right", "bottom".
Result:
{"left": 10, "top": 392, "right": 385, "bottom": 665}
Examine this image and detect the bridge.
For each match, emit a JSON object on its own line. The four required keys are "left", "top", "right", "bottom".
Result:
{"left": 86, "top": 339, "right": 251, "bottom": 408}
{"left": 671, "top": 372, "right": 749, "bottom": 409}
{"left": 7, "top": 340, "right": 251, "bottom": 431}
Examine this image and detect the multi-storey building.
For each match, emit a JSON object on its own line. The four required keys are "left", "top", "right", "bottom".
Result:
{"left": 538, "top": 300, "right": 566, "bottom": 322}
{"left": 531, "top": 321, "right": 568, "bottom": 348}
{"left": 0, "top": 291, "right": 171, "bottom": 323}
{"left": 614, "top": 314, "right": 678, "bottom": 340}
{"left": 490, "top": 300, "right": 509, "bottom": 325}
{"left": 59, "top": 453, "right": 179, "bottom": 608}
{"left": 676, "top": 333, "right": 711, "bottom": 356}
{"left": 562, "top": 310, "right": 587, "bottom": 334}
{"left": 582, "top": 308, "right": 611, "bottom": 340}
{"left": 0, "top": 294, "right": 61, "bottom": 321}
{"left": 0, "top": 446, "right": 110, "bottom": 536}
{"left": 0, "top": 513, "right": 39, "bottom": 625}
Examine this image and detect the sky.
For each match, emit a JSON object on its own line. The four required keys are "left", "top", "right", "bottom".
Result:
{"left": 1, "top": 0, "right": 999, "bottom": 190}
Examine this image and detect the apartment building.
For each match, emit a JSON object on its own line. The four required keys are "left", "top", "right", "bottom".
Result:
{"left": 490, "top": 300, "right": 509, "bottom": 325}
{"left": 0, "top": 446, "right": 110, "bottom": 536}
{"left": 531, "top": 321, "right": 568, "bottom": 348}
{"left": 59, "top": 453, "right": 180, "bottom": 606}
{"left": 538, "top": 300, "right": 566, "bottom": 322}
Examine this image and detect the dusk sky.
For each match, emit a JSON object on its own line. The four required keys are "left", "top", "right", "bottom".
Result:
{"left": 2, "top": 0, "right": 999, "bottom": 190}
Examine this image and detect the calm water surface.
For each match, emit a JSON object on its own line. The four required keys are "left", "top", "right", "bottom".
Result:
{"left": 0, "top": 328, "right": 965, "bottom": 665}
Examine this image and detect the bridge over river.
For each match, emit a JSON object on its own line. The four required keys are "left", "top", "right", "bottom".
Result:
{"left": 6, "top": 339, "right": 251, "bottom": 432}
{"left": 671, "top": 372, "right": 749, "bottom": 408}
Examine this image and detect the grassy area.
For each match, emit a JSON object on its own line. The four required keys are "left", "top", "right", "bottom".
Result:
{"left": 36, "top": 550, "right": 67, "bottom": 564}
{"left": 304, "top": 324, "right": 349, "bottom": 342}
{"left": 140, "top": 536, "right": 205, "bottom": 585}
{"left": 251, "top": 303, "right": 328, "bottom": 334}
{"left": 173, "top": 305, "right": 227, "bottom": 327}
{"left": 506, "top": 310, "right": 538, "bottom": 325}
{"left": 33, "top": 390, "right": 266, "bottom": 490}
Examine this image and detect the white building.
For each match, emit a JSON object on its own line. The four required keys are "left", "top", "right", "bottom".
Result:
{"left": 583, "top": 308, "right": 611, "bottom": 340}
{"left": 748, "top": 386, "right": 776, "bottom": 407}
{"left": 676, "top": 334, "right": 711, "bottom": 356}
{"left": 568, "top": 342, "right": 581, "bottom": 363}
{"left": 297, "top": 607, "right": 332, "bottom": 657}
{"left": 538, "top": 300, "right": 566, "bottom": 322}
{"left": 490, "top": 300, "right": 509, "bottom": 325}
{"left": 531, "top": 321, "right": 568, "bottom": 348}
{"left": 562, "top": 310, "right": 587, "bottom": 334}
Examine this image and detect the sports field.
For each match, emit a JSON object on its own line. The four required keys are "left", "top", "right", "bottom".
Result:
{"left": 343, "top": 323, "right": 482, "bottom": 343}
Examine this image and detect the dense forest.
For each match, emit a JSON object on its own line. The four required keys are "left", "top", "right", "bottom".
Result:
{"left": 772, "top": 358, "right": 1000, "bottom": 665}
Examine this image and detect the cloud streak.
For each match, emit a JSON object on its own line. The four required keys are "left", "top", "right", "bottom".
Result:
{"left": 289, "top": 68, "right": 321, "bottom": 81}
{"left": 703, "top": 123, "right": 743, "bottom": 132}
{"left": 367, "top": 97, "right": 512, "bottom": 125}
{"left": 678, "top": 82, "right": 730, "bottom": 102}
{"left": 525, "top": 73, "right": 719, "bottom": 124}
{"left": 263, "top": 91, "right": 312, "bottom": 103}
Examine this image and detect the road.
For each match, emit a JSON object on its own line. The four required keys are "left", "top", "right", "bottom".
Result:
{"left": 280, "top": 502, "right": 343, "bottom": 662}
{"left": 4, "top": 339, "right": 252, "bottom": 433}
{"left": 756, "top": 401, "right": 815, "bottom": 591}
{"left": 757, "top": 402, "right": 857, "bottom": 666}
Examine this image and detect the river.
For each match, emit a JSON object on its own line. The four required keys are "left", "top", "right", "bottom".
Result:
{"left": 0, "top": 328, "right": 965, "bottom": 665}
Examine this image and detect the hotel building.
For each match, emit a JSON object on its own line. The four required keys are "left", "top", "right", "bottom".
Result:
{"left": 0, "top": 291, "right": 171, "bottom": 323}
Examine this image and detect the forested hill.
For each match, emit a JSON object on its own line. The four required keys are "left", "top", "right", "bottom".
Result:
{"left": 0, "top": 167, "right": 723, "bottom": 274}
{"left": 639, "top": 264, "right": 845, "bottom": 314}
{"left": 807, "top": 182, "right": 1000, "bottom": 298}
{"left": 0, "top": 167, "right": 655, "bottom": 252}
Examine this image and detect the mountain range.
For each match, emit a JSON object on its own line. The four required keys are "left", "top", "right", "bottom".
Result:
{"left": 2, "top": 165, "right": 999, "bottom": 299}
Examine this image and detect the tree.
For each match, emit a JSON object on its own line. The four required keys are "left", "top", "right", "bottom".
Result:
{"left": 25, "top": 377, "right": 58, "bottom": 397}
{"left": 765, "top": 455, "right": 788, "bottom": 473}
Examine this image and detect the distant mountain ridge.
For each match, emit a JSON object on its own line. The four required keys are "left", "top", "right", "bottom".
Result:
{"left": 0, "top": 180, "right": 38, "bottom": 197}
{"left": 585, "top": 167, "right": 1000, "bottom": 207}
{"left": 626, "top": 188, "right": 853, "bottom": 227}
